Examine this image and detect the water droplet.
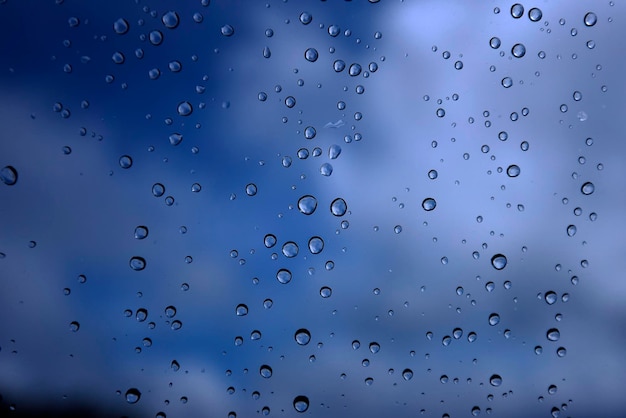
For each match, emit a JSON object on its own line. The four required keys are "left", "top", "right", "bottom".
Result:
{"left": 134, "top": 226, "right": 148, "bottom": 240}
{"left": 293, "top": 396, "right": 309, "bottom": 413}
{"left": 113, "top": 18, "right": 130, "bottom": 34}
{"left": 0, "top": 166, "right": 18, "bottom": 186}
{"left": 118, "top": 155, "right": 133, "bottom": 169}
{"left": 545, "top": 291, "right": 557, "bottom": 305}
{"left": 320, "top": 286, "right": 332, "bottom": 298}
{"left": 129, "top": 256, "right": 146, "bottom": 271}
{"left": 264, "top": 234, "right": 277, "bottom": 248}
{"left": 112, "top": 51, "right": 125, "bottom": 64}
{"left": 135, "top": 308, "right": 148, "bottom": 322}
{"left": 547, "top": 328, "right": 560, "bottom": 341}
{"left": 329, "top": 144, "right": 342, "bottom": 159}
{"left": 69, "top": 321, "right": 80, "bottom": 332}
{"left": 328, "top": 24, "right": 341, "bottom": 37}
{"left": 422, "top": 198, "right": 436, "bottom": 211}
{"left": 285, "top": 96, "right": 296, "bottom": 108}
{"left": 168, "top": 133, "right": 183, "bottom": 146}
{"left": 330, "top": 198, "right": 347, "bottom": 216}
{"left": 245, "top": 183, "right": 258, "bottom": 196}
{"left": 320, "top": 163, "right": 333, "bottom": 176}
{"left": 299, "top": 12, "right": 312, "bottom": 25}
{"left": 511, "top": 43, "right": 526, "bottom": 58}
{"left": 402, "top": 369, "right": 413, "bottom": 381}
{"left": 276, "top": 268, "right": 292, "bottom": 284}
{"left": 177, "top": 101, "right": 193, "bottom": 116}
{"left": 295, "top": 329, "right": 311, "bottom": 345}
{"left": 308, "top": 236, "right": 324, "bottom": 254}
{"left": 349, "top": 63, "right": 362, "bottom": 76}
{"left": 427, "top": 170, "right": 438, "bottom": 180}
{"left": 584, "top": 12, "right": 597, "bottom": 27}
{"left": 506, "top": 165, "right": 521, "bottom": 177}
{"left": 511, "top": 3, "right": 524, "bottom": 18}
{"left": 436, "top": 108, "right": 446, "bottom": 118}
{"left": 235, "top": 304, "right": 248, "bottom": 316}
{"left": 502, "top": 77, "right": 513, "bottom": 88}
{"left": 528, "top": 7, "right": 543, "bottom": 21}
{"left": 125, "top": 388, "right": 141, "bottom": 404}
{"left": 333, "top": 60, "right": 346, "bottom": 72}
{"left": 164, "top": 305, "right": 177, "bottom": 318}
{"left": 152, "top": 183, "right": 165, "bottom": 197}
{"left": 282, "top": 242, "right": 299, "bottom": 258}
{"left": 221, "top": 24, "right": 234, "bottom": 36}
{"left": 304, "top": 48, "right": 319, "bottom": 62}
{"left": 489, "top": 374, "right": 502, "bottom": 387}
{"left": 369, "top": 342, "right": 380, "bottom": 354}
{"left": 488, "top": 313, "right": 500, "bottom": 326}
{"left": 581, "top": 182, "right": 595, "bottom": 195}
{"left": 491, "top": 254, "right": 507, "bottom": 270}
{"left": 566, "top": 225, "right": 577, "bottom": 237}
{"left": 304, "top": 126, "right": 317, "bottom": 139}
{"left": 162, "top": 11, "right": 180, "bottom": 29}
{"left": 489, "top": 37, "right": 501, "bottom": 49}
{"left": 298, "top": 195, "right": 318, "bottom": 215}
{"left": 260, "top": 364, "right": 273, "bottom": 378}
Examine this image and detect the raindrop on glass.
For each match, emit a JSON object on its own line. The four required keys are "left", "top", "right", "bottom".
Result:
{"left": 330, "top": 198, "right": 347, "bottom": 216}
{"left": 221, "top": 24, "right": 235, "bottom": 36}
{"left": 584, "top": 12, "right": 597, "bottom": 27}
{"left": 177, "top": 102, "right": 193, "bottom": 116}
{"left": 293, "top": 396, "right": 309, "bottom": 413}
{"left": 235, "top": 304, "right": 248, "bottom": 316}
{"left": 422, "top": 198, "right": 436, "bottom": 211}
{"left": 276, "top": 268, "right": 292, "bottom": 284}
{"left": 125, "top": 388, "right": 141, "bottom": 404}
{"left": 129, "top": 256, "right": 146, "bottom": 271}
{"left": 581, "top": 182, "right": 594, "bottom": 195}
{"left": 511, "top": 3, "right": 524, "bottom": 18}
{"left": 308, "top": 236, "right": 324, "bottom": 254}
{"left": 488, "top": 313, "right": 501, "bottom": 326}
{"left": 304, "top": 48, "right": 319, "bottom": 62}
{"left": 491, "top": 254, "right": 507, "bottom": 270}
{"left": 298, "top": 195, "right": 318, "bottom": 215}
{"left": 295, "top": 329, "right": 311, "bottom": 345}
{"left": 161, "top": 11, "right": 180, "bottom": 29}
{"left": 0, "top": 166, "right": 18, "bottom": 186}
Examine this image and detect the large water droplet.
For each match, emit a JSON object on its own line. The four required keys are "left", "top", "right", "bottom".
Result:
{"left": 134, "top": 226, "right": 148, "bottom": 239}
{"left": 489, "top": 374, "right": 502, "bottom": 387}
{"left": 308, "top": 236, "right": 324, "bottom": 254}
{"left": 119, "top": 155, "right": 133, "bottom": 169}
{"left": 511, "top": 3, "right": 524, "bottom": 18}
{"left": 489, "top": 37, "right": 501, "bottom": 49}
{"left": 221, "top": 24, "right": 235, "bottom": 36}
{"left": 581, "top": 182, "right": 595, "bottom": 195}
{"left": 511, "top": 43, "right": 526, "bottom": 58}
{"left": 369, "top": 342, "right": 380, "bottom": 354}
{"left": 245, "top": 183, "right": 258, "bottom": 196}
{"left": 304, "top": 48, "right": 319, "bottom": 62}
{"left": 491, "top": 254, "right": 507, "bottom": 270}
{"left": 567, "top": 225, "right": 577, "bottom": 237}
{"left": 545, "top": 291, "right": 557, "bottom": 305}
{"left": 113, "top": 18, "right": 130, "bottom": 34}
{"left": 584, "top": 12, "right": 598, "bottom": 27}
{"left": 422, "top": 198, "right": 436, "bottom": 211}
{"left": 299, "top": 12, "right": 313, "bottom": 25}
{"left": 333, "top": 60, "right": 346, "bottom": 72}
{"left": 276, "top": 269, "right": 292, "bottom": 284}
{"left": 506, "top": 165, "right": 520, "bottom": 177}
{"left": 528, "top": 7, "right": 542, "bottom": 21}
{"left": 320, "top": 163, "right": 333, "bottom": 176}
{"left": 329, "top": 144, "right": 342, "bottom": 159}
{"left": 235, "top": 304, "right": 248, "bottom": 316}
{"left": 488, "top": 313, "right": 500, "bottom": 326}
{"left": 330, "top": 198, "right": 347, "bottom": 216}
{"left": 177, "top": 101, "right": 193, "bottom": 116}
{"left": 0, "top": 166, "right": 18, "bottom": 186}
{"left": 125, "top": 388, "right": 141, "bottom": 404}
{"left": 169, "top": 133, "right": 183, "bottom": 146}
{"left": 259, "top": 364, "right": 273, "bottom": 378}
{"left": 69, "top": 321, "right": 80, "bottom": 332}
{"left": 165, "top": 305, "right": 177, "bottom": 318}
{"left": 161, "top": 11, "right": 180, "bottom": 29}
{"left": 547, "top": 328, "right": 560, "bottom": 341}
{"left": 152, "top": 183, "right": 165, "bottom": 197}
{"left": 320, "top": 286, "right": 332, "bottom": 298}
{"left": 304, "top": 126, "right": 317, "bottom": 139}
{"left": 129, "top": 256, "right": 146, "bottom": 271}
{"left": 402, "top": 369, "right": 413, "bottom": 381}
{"left": 149, "top": 30, "right": 163, "bottom": 45}
{"left": 264, "top": 234, "right": 277, "bottom": 248}
{"left": 135, "top": 308, "right": 148, "bottom": 322}
{"left": 298, "top": 195, "right": 318, "bottom": 215}
{"left": 282, "top": 242, "right": 299, "bottom": 258}
{"left": 348, "top": 63, "right": 362, "bottom": 76}
{"left": 295, "top": 328, "right": 311, "bottom": 345}
{"left": 293, "top": 396, "right": 309, "bottom": 413}
{"left": 285, "top": 96, "right": 296, "bottom": 108}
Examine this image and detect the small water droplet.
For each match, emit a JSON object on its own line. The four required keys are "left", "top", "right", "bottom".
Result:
{"left": 245, "top": 183, "right": 258, "bottom": 196}
{"left": 506, "top": 165, "right": 520, "bottom": 177}
{"left": 259, "top": 364, "right": 273, "bottom": 378}
{"left": 369, "top": 342, "right": 380, "bottom": 354}
{"left": 69, "top": 321, "right": 80, "bottom": 332}
{"left": 547, "top": 328, "right": 560, "bottom": 341}
{"left": 304, "top": 126, "right": 317, "bottom": 139}
{"left": 501, "top": 77, "right": 513, "bottom": 88}
{"left": 320, "top": 286, "right": 332, "bottom": 298}
{"left": 308, "top": 236, "right": 324, "bottom": 254}
{"left": 566, "top": 225, "right": 577, "bottom": 237}
{"left": 264, "top": 234, "right": 277, "bottom": 248}
{"left": 545, "top": 291, "right": 557, "bottom": 305}
{"left": 119, "top": 155, "right": 133, "bottom": 169}
{"left": 581, "top": 182, "right": 595, "bottom": 195}
{"left": 282, "top": 242, "right": 299, "bottom": 258}
{"left": 402, "top": 369, "right": 413, "bottom": 380}
{"left": 528, "top": 7, "right": 543, "bottom": 21}
{"left": 134, "top": 226, "right": 148, "bottom": 240}
{"left": 488, "top": 313, "right": 500, "bottom": 326}
{"left": 333, "top": 60, "right": 346, "bottom": 72}
{"left": 348, "top": 63, "right": 362, "bottom": 76}
{"left": 113, "top": 18, "right": 130, "bottom": 34}
{"left": 512, "top": 43, "right": 526, "bottom": 58}
{"left": 295, "top": 329, "right": 311, "bottom": 345}
{"left": 299, "top": 12, "right": 313, "bottom": 25}
{"left": 489, "top": 37, "right": 501, "bottom": 49}
{"left": 165, "top": 305, "right": 177, "bottom": 318}
{"left": 177, "top": 101, "right": 193, "bottom": 116}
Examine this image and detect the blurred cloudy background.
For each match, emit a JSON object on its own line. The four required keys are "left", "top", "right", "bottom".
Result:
{"left": 0, "top": 0, "right": 625, "bottom": 417}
